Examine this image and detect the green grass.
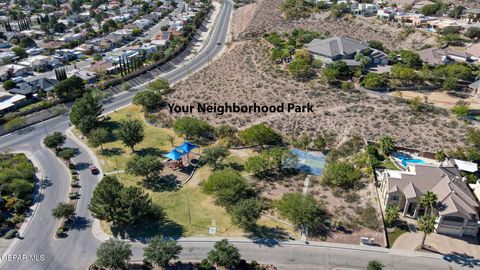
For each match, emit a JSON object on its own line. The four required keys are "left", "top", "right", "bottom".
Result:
{"left": 82, "top": 105, "right": 244, "bottom": 237}
{"left": 381, "top": 158, "right": 399, "bottom": 170}
{"left": 388, "top": 227, "right": 408, "bottom": 247}
{"left": 93, "top": 105, "right": 184, "bottom": 172}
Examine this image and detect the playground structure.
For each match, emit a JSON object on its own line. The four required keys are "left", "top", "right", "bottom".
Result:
{"left": 164, "top": 141, "right": 199, "bottom": 170}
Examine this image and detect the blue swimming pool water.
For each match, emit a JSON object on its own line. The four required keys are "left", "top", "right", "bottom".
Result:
{"left": 392, "top": 153, "right": 428, "bottom": 167}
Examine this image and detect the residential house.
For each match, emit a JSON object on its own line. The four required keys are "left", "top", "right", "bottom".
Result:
{"left": 151, "top": 31, "right": 171, "bottom": 47}
{"left": 68, "top": 70, "right": 97, "bottom": 84}
{"left": 14, "top": 76, "right": 59, "bottom": 96}
{"left": 0, "top": 92, "right": 28, "bottom": 115}
{"left": 54, "top": 49, "right": 83, "bottom": 61}
{"left": 133, "top": 19, "right": 153, "bottom": 29}
{"left": 26, "top": 47, "right": 45, "bottom": 56}
{"left": 379, "top": 164, "right": 480, "bottom": 237}
{"left": 0, "top": 51, "right": 18, "bottom": 64}
{"left": 418, "top": 48, "right": 472, "bottom": 66}
{"left": 351, "top": 3, "right": 378, "bottom": 16}
{"left": 0, "top": 64, "right": 30, "bottom": 81}
{"left": 18, "top": 55, "right": 62, "bottom": 71}
{"left": 462, "top": 9, "right": 480, "bottom": 23}
{"left": 88, "top": 60, "right": 118, "bottom": 75}
{"left": 377, "top": 7, "right": 397, "bottom": 20}
{"left": 305, "top": 36, "right": 388, "bottom": 67}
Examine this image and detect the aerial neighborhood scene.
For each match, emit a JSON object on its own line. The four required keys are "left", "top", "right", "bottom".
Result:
{"left": 2, "top": 0, "right": 480, "bottom": 269}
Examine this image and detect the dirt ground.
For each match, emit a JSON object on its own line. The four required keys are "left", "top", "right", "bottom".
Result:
{"left": 390, "top": 90, "right": 480, "bottom": 109}
{"left": 231, "top": 0, "right": 437, "bottom": 51}
{"left": 167, "top": 39, "right": 467, "bottom": 152}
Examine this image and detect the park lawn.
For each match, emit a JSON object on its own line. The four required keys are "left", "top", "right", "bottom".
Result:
{"left": 102, "top": 172, "right": 243, "bottom": 237}
{"left": 95, "top": 105, "right": 185, "bottom": 172}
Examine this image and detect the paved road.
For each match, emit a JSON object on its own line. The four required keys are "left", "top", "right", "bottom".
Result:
{"left": 0, "top": 1, "right": 232, "bottom": 269}
{"left": 0, "top": 1, "right": 476, "bottom": 269}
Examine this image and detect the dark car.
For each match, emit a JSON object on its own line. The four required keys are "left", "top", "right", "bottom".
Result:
{"left": 89, "top": 165, "right": 99, "bottom": 174}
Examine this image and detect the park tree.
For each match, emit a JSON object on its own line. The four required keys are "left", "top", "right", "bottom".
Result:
{"left": 96, "top": 239, "right": 132, "bottom": 269}
{"left": 322, "top": 161, "right": 361, "bottom": 189}
{"left": 173, "top": 117, "right": 212, "bottom": 140}
{"left": 238, "top": 124, "right": 282, "bottom": 147}
{"left": 201, "top": 145, "right": 229, "bottom": 170}
{"left": 51, "top": 202, "right": 75, "bottom": 220}
{"left": 451, "top": 100, "right": 470, "bottom": 117}
{"left": 147, "top": 78, "right": 170, "bottom": 93}
{"left": 266, "top": 147, "right": 298, "bottom": 172}
{"left": 215, "top": 124, "right": 238, "bottom": 139}
{"left": 89, "top": 176, "right": 123, "bottom": 224}
{"left": 116, "top": 119, "right": 144, "bottom": 152}
{"left": 207, "top": 239, "right": 241, "bottom": 269}
{"left": 43, "top": 132, "right": 66, "bottom": 150}
{"left": 70, "top": 92, "right": 103, "bottom": 135}
{"left": 420, "top": 191, "right": 438, "bottom": 216}
{"left": 88, "top": 128, "right": 110, "bottom": 150}
{"left": 244, "top": 155, "right": 271, "bottom": 176}
{"left": 57, "top": 148, "right": 76, "bottom": 165}
{"left": 143, "top": 237, "right": 182, "bottom": 268}
{"left": 230, "top": 198, "right": 262, "bottom": 229}
{"left": 384, "top": 205, "right": 400, "bottom": 227}
{"left": 126, "top": 155, "right": 164, "bottom": 180}
{"left": 133, "top": 90, "right": 163, "bottom": 112}
{"left": 115, "top": 186, "right": 162, "bottom": 226}
{"left": 53, "top": 75, "right": 86, "bottom": 101}
{"left": 202, "top": 169, "right": 254, "bottom": 208}
{"left": 379, "top": 135, "right": 396, "bottom": 155}
{"left": 418, "top": 215, "right": 436, "bottom": 249}
{"left": 276, "top": 192, "right": 325, "bottom": 233}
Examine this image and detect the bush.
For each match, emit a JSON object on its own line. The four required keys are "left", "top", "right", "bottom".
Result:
{"left": 367, "top": 260, "right": 384, "bottom": 270}
{"left": 4, "top": 116, "right": 26, "bottom": 131}
{"left": 56, "top": 227, "right": 64, "bottom": 237}
{"left": 360, "top": 205, "right": 381, "bottom": 230}
{"left": 4, "top": 229, "right": 17, "bottom": 239}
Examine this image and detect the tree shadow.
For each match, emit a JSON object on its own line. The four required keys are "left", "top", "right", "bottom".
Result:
{"left": 142, "top": 175, "right": 180, "bottom": 192}
{"left": 68, "top": 216, "right": 91, "bottom": 231}
{"left": 75, "top": 162, "right": 91, "bottom": 171}
{"left": 111, "top": 219, "right": 184, "bottom": 243}
{"left": 443, "top": 252, "right": 480, "bottom": 268}
{"left": 101, "top": 147, "right": 125, "bottom": 157}
{"left": 136, "top": 147, "right": 166, "bottom": 157}
{"left": 226, "top": 162, "right": 244, "bottom": 172}
{"left": 245, "top": 225, "right": 289, "bottom": 247}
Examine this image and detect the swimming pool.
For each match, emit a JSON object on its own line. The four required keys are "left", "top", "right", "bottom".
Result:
{"left": 392, "top": 153, "right": 429, "bottom": 167}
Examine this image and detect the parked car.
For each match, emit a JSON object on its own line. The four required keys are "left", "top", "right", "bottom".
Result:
{"left": 89, "top": 165, "right": 99, "bottom": 174}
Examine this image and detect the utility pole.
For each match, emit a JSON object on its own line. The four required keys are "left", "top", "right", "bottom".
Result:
{"left": 187, "top": 191, "right": 191, "bottom": 226}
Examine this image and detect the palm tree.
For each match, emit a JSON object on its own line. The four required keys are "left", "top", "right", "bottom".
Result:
{"left": 385, "top": 205, "right": 400, "bottom": 227}
{"left": 418, "top": 215, "right": 436, "bottom": 249}
{"left": 420, "top": 191, "right": 438, "bottom": 216}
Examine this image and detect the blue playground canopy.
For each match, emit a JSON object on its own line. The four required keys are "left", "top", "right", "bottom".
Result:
{"left": 164, "top": 149, "right": 185, "bottom": 161}
{"left": 176, "top": 141, "right": 198, "bottom": 154}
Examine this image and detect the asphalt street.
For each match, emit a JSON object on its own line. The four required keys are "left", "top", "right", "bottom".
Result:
{"left": 0, "top": 1, "right": 476, "bottom": 269}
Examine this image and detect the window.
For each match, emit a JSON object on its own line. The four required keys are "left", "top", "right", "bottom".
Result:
{"left": 390, "top": 195, "right": 399, "bottom": 201}
{"left": 443, "top": 216, "right": 464, "bottom": 223}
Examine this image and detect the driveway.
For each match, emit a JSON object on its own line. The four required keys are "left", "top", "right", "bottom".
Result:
{"left": 393, "top": 230, "right": 480, "bottom": 259}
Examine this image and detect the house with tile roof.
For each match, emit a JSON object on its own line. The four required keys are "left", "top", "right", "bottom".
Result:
{"left": 379, "top": 164, "right": 480, "bottom": 237}
{"left": 305, "top": 36, "right": 388, "bottom": 67}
